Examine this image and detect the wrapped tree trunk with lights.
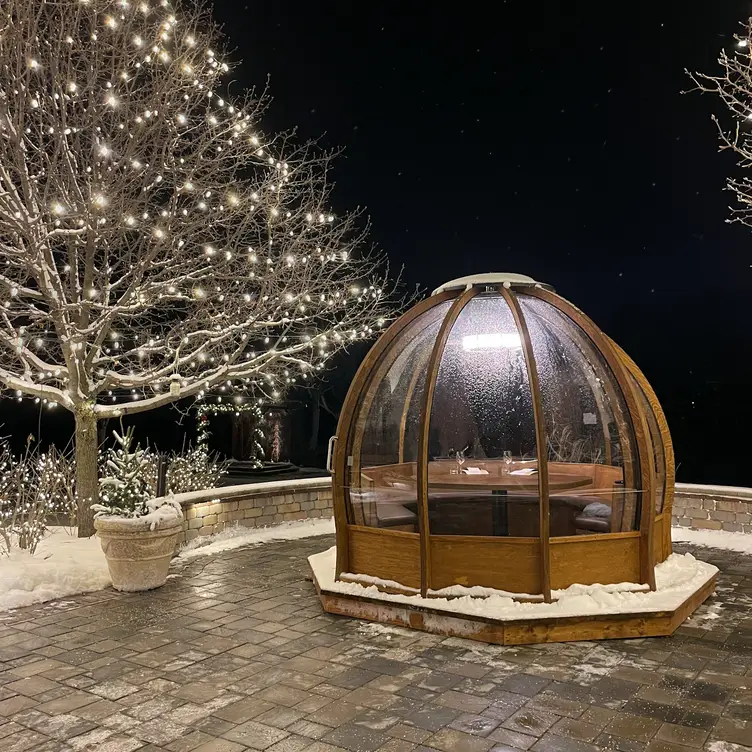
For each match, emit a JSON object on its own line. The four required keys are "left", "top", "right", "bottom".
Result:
{"left": 0, "top": 0, "right": 399, "bottom": 537}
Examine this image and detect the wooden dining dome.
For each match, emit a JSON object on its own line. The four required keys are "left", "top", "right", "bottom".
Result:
{"left": 328, "top": 273, "right": 677, "bottom": 607}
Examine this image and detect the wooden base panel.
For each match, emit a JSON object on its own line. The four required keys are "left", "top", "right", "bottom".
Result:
{"left": 312, "top": 567, "right": 717, "bottom": 646}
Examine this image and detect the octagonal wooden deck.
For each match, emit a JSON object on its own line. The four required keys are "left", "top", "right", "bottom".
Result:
{"left": 310, "top": 562, "right": 717, "bottom": 646}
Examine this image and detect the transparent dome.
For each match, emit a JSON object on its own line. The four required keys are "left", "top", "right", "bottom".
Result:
{"left": 332, "top": 276, "right": 674, "bottom": 601}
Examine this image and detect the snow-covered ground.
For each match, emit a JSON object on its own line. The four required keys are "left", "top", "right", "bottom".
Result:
{"left": 0, "top": 528, "right": 110, "bottom": 612}
{"left": 672, "top": 526, "right": 752, "bottom": 554}
{"left": 0, "top": 520, "right": 745, "bottom": 614}
{"left": 0, "top": 518, "right": 335, "bottom": 612}
{"left": 311, "top": 545, "right": 718, "bottom": 621}
{"left": 177, "top": 518, "right": 335, "bottom": 560}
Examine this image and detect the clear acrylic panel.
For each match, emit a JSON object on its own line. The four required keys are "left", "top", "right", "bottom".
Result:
{"left": 347, "top": 301, "right": 451, "bottom": 530}
{"left": 426, "top": 295, "right": 539, "bottom": 537}
{"left": 518, "top": 295, "right": 642, "bottom": 537}
{"left": 629, "top": 374, "right": 666, "bottom": 514}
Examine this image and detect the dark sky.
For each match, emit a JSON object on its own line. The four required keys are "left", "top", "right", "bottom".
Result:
{"left": 205, "top": 0, "right": 752, "bottom": 485}
{"left": 5, "top": 1, "right": 749, "bottom": 483}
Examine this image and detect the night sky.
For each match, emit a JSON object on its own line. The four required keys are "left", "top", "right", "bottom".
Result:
{"left": 3, "top": 1, "right": 750, "bottom": 484}
{"left": 202, "top": 0, "right": 752, "bottom": 485}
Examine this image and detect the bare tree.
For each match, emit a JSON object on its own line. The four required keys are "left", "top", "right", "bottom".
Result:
{"left": 0, "top": 0, "right": 400, "bottom": 536}
{"left": 688, "top": 22, "right": 752, "bottom": 230}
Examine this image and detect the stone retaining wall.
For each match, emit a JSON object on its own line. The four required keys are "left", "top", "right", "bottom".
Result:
{"left": 171, "top": 479, "right": 752, "bottom": 546}
{"left": 673, "top": 482, "right": 752, "bottom": 534}
{"left": 175, "top": 478, "right": 333, "bottom": 546}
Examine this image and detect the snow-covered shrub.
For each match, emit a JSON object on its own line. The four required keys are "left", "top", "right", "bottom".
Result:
{"left": 97, "top": 444, "right": 158, "bottom": 498}
{"left": 93, "top": 429, "right": 156, "bottom": 517}
{"left": 0, "top": 441, "right": 77, "bottom": 555}
{"left": 92, "top": 429, "right": 181, "bottom": 528}
{"left": 166, "top": 446, "right": 230, "bottom": 495}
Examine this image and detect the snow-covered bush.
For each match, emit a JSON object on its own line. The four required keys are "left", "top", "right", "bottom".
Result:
{"left": 94, "top": 430, "right": 156, "bottom": 512}
{"left": 166, "top": 447, "right": 230, "bottom": 495}
{"left": 0, "top": 442, "right": 77, "bottom": 555}
{"left": 92, "top": 429, "right": 181, "bottom": 529}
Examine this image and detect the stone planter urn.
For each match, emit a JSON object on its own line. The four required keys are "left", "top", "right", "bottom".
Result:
{"left": 94, "top": 517, "right": 182, "bottom": 592}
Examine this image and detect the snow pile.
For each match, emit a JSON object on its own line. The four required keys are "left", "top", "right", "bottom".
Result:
{"left": 343, "top": 572, "right": 420, "bottom": 593}
{"left": 356, "top": 622, "right": 409, "bottom": 638}
{"left": 177, "top": 517, "right": 334, "bottom": 560}
{"left": 309, "top": 546, "right": 718, "bottom": 621}
{"left": 672, "top": 527, "right": 752, "bottom": 554}
{"left": 431, "top": 583, "right": 542, "bottom": 600}
{"left": 0, "top": 528, "right": 110, "bottom": 612}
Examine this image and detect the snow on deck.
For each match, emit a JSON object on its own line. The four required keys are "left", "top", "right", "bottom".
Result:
{"left": 309, "top": 546, "right": 718, "bottom": 621}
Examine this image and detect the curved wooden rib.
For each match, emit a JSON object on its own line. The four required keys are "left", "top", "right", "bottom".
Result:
{"left": 416, "top": 288, "right": 479, "bottom": 597}
{"left": 332, "top": 292, "right": 455, "bottom": 578}
{"left": 499, "top": 287, "right": 552, "bottom": 602}
{"left": 525, "top": 288, "right": 657, "bottom": 590}
{"left": 610, "top": 339, "right": 675, "bottom": 561}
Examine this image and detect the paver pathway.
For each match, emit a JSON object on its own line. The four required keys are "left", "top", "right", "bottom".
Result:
{"left": 0, "top": 536, "right": 750, "bottom": 752}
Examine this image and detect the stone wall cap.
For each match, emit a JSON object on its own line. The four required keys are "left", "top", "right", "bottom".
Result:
{"left": 676, "top": 482, "right": 752, "bottom": 500}
{"left": 169, "top": 476, "right": 332, "bottom": 508}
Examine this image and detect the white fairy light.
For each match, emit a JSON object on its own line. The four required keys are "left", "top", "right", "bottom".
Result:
{"left": 0, "top": 0, "right": 398, "bottom": 531}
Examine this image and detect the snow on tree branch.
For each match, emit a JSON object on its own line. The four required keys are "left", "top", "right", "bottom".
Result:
{"left": 0, "top": 0, "right": 404, "bottom": 417}
{"left": 688, "top": 21, "right": 752, "bottom": 230}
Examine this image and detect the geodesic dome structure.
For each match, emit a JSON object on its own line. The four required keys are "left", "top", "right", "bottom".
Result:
{"left": 329, "top": 274, "right": 675, "bottom": 602}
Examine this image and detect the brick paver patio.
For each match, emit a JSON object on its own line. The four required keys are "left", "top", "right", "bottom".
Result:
{"left": 0, "top": 536, "right": 750, "bottom": 752}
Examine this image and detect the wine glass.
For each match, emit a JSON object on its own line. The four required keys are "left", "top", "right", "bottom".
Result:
{"left": 456, "top": 449, "right": 466, "bottom": 474}
{"left": 502, "top": 450, "right": 513, "bottom": 474}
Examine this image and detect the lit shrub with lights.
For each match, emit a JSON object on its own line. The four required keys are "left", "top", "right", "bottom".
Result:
{"left": 0, "top": 442, "right": 76, "bottom": 555}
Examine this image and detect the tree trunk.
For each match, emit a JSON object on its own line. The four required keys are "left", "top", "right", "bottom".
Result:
{"left": 74, "top": 406, "right": 99, "bottom": 538}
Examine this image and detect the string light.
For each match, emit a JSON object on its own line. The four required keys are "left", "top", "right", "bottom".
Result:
{"left": 0, "top": 0, "right": 398, "bottom": 447}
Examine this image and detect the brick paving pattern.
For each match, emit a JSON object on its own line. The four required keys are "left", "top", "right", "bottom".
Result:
{"left": 0, "top": 537, "right": 750, "bottom": 751}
